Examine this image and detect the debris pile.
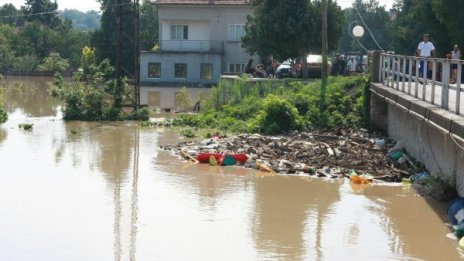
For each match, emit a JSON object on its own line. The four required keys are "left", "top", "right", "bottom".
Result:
{"left": 161, "top": 128, "right": 426, "bottom": 182}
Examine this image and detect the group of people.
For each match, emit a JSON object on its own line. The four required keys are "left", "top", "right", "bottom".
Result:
{"left": 244, "top": 59, "right": 276, "bottom": 78}
{"left": 331, "top": 54, "right": 359, "bottom": 76}
{"left": 416, "top": 33, "right": 461, "bottom": 83}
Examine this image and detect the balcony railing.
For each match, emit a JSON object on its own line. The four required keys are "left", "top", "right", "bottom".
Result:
{"left": 159, "top": 40, "right": 223, "bottom": 53}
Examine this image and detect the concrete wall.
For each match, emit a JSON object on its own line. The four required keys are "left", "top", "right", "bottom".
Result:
{"left": 370, "top": 83, "right": 464, "bottom": 195}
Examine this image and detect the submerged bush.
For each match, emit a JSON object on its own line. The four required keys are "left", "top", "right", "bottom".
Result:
{"left": 52, "top": 58, "right": 149, "bottom": 121}
{"left": 0, "top": 108, "right": 7, "bottom": 124}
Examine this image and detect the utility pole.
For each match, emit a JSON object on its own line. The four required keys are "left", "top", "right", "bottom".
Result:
{"left": 133, "top": 0, "right": 140, "bottom": 109}
{"left": 320, "top": 0, "right": 328, "bottom": 116}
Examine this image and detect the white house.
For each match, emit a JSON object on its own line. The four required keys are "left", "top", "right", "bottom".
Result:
{"left": 139, "top": 0, "right": 258, "bottom": 108}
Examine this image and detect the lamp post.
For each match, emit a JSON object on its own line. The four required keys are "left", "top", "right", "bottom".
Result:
{"left": 352, "top": 25, "right": 365, "bottom": 38}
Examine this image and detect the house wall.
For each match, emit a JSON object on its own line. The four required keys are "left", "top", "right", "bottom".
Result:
{"left": 140, "top": 86, "right": 211, "bottom": 109}
{"left": 160, "top": 20, "right": 210, "bottom": 41}
{"left": 158, "top": 5, "right": 257, "bottom": 73}
{"left": 140, "top": 52, "right": 222, "bottom": 86}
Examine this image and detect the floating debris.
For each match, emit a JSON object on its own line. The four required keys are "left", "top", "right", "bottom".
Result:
{"left": 162, "top": 128, "right": 426, "bottom": 182}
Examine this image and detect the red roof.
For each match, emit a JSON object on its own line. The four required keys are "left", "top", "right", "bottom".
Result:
{"left": 152, "top": 0, "right": 250, "bottom": 5}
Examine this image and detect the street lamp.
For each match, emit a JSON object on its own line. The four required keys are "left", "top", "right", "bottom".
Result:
{"left": 352, "top": 25, "right": 365, "bottom": 38}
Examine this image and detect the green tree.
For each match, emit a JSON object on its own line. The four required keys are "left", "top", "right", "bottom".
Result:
{"left": 92, "top": 0, "right": 135, "bottom": 77}
{"left": 311, "top": 0, "right": 343, "bottom": 53}
{"left": 37, "top": 52, "right": 70, "bottom": 72}
{"left": 339, "top": 0, "right": 391, "bottom": 53}
{"left": 0, "top": 24, "right": 17, "bottom": 71}
{"left": 139, "top": 0, "right": 158, "bottom": 51}
{"left": 389, "top": 0, "right": 449, "bottom": 57}
{"left": 59, "top": 9, "right": 101, "bottom": 31}
{"left": 22, "top": 0, "right": 61, "bottom": 28}
{"left": 242, "top": 0, "right": 343, "bottom": 62}
{"left": 242, "top": 0, "right": 313, "bottom": 61}
{"left": 0, "top": 4, "right": 22, "bottom": 26}
{"left": 431, "top": 0, "right": 464, "bottom": 53}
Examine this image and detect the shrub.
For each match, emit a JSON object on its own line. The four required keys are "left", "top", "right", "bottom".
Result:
{"left": 252, "top": 95, "right": 302, "bottom": 134}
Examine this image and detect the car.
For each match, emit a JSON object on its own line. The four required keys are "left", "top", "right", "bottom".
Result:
{"left": 275, "top": 60, "right": 293, "bottom": 78}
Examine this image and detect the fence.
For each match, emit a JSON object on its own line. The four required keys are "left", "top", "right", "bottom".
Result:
{"left": 379, "top": 53, "right": 463, "bottom": 115}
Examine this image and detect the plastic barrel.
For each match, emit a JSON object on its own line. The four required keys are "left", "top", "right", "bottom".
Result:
{"left": 448, "top": 198, "right": 464, "bottom": 225}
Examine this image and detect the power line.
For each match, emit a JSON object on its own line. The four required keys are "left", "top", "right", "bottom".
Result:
{"left": 353, "top": 2, "right": 385, "bottom": 52}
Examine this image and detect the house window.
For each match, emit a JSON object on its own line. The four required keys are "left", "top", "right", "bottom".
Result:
{"left": 228, "top": 24, "right": 245, "bottom": 41}
{"left": 171, "top": 25, "right": 188, "bottom": 40}
{"left": 200, "top": 63, "right": 213, "bottom": 80}
{"left": 148, "top": 63, "right": 161, "bottom": 78}
{"left": 228, "top": 63, "right": 245, "bottom": 73}
{"left": 175, "top": 63, "right": 187, "bottom": 78}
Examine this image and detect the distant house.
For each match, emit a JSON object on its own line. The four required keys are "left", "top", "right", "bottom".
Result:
{"left": 139, "top": 0, "right": 258, "bottom": 107}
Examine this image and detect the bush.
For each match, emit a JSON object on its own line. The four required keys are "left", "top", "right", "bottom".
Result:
{"left": 252, "top": 95, "right": 302, "bottom": 134}
{"left": 172, "top": 76, "right": 369, "bottom": 135}
{"left": 52, "top": 58, "right": 149, "bottom": 122}
{"left": 0, "top": 108, "right": 7, "bottom": 124}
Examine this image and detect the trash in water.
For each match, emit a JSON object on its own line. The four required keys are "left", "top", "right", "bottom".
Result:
{"left": 448, "top": 198, "right": 464, "bottom": 225}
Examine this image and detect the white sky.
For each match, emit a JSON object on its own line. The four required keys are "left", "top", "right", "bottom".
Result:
{"left": 0, "top": 0, "right": 102, "bottom": 11}
{"left": 0, "top": 0, "right": 394, "bottom": 12}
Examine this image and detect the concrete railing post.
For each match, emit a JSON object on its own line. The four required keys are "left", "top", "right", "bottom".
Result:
{"left": 370, "top": 50, "right": 382, "bottom": 83}
{"left": 442, "top": 59, "right": 450, "bottom": 110}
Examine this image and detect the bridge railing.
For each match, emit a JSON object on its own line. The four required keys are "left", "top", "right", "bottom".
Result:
{"left": 379, "top": 53, "right": 463, "bottom": 115}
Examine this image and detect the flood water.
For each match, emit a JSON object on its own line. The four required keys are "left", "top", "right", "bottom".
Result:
{"left": 0, "top": 77, "right": 462, "bottom": 261}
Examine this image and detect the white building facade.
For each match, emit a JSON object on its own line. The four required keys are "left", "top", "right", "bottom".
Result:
{"left": 140, "top": 0, "right": 257, "bottom": 107}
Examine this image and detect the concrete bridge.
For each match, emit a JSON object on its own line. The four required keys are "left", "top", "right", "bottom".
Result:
{"left": 369, "top": 51, "right": 464, "bottom": 196}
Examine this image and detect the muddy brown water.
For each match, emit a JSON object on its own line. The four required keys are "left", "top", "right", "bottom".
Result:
{"left": 0, "top": 77, "right": 462, "bottom": 261}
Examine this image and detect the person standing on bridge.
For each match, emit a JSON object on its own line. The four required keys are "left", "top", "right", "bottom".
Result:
{"left": 416, "top": 34, "right": 435, "bottom": 78}
{"left": 450, "top": 44, "right": 461, "bottom": 84}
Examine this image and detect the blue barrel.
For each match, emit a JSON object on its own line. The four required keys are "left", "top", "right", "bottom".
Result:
{"left": 448, "top": 198, "right": 464, "bottom": 225}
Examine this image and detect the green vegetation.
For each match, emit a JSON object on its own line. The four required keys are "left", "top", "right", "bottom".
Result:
{"left": 0, "top": 1, "right": 90, "bottom": 71}
{"left": 0, "top": 107, "right": 6, "bottom": 124}
{"left": 339, "top": 0, "right": 464, "bottom": 58}
{"left": 92, "top": 0, "right": 159, "bottom": 75}
{"left": 172, "top": 76, "right": 369, "bottom": 135}
{"left": 18, "top": 123, "right": 33, "bottom": 131}
{"left": 59, "top": 9, "right": 100, "bottom": 31}
{"left": 0, "top": 0, "right": 158, "bottom": 74}
{"left": 51, "top": 47, "right": 149, "bottom": 121}
{"left": 243, "top": 0, "right": 343, "bottom": 61}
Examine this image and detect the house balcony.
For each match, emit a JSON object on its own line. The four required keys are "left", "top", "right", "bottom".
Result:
{"left": 159, "top": 40, "right": 223, "bottom": 53}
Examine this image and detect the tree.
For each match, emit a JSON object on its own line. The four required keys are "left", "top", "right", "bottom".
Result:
{"left": 389, "top": 0, "right": 449, "bottom": 57}
{"left": 0, "top": 4, "right": 22, "bottom": 26}
{"left": 22, "top": 0, "right": 61, "bottom": 28}
{"left": 311, "top": 0, "right": 343, "bottom": 53}
{"left": 431, "top": 0, "right": 464, "bottom": 52}
{"left": 139, "top": 0, "right": 158, "bottom": 51}
{"left": 242, "top": 0, "right": 343, "bottom": 62}
{"left": 242, "top": 0, "right": 312, "bottom": 62}
{"left": 59, "top": 9, "right": 101, "bottom": 31}
{"left": 339, "top": 0, "right": 391, "bottom": 53}
{"left": 92, "top": 0, "right": 135, "bottom": 77}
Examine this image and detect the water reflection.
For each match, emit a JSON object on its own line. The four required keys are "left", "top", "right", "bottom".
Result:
{"left": 253, "top": 177, "right": 340, "bottom": 260}
{"left": 58, "top": 122, "right": 139, "bottom": 261}
{"left": 0, "top": 77, "right": 61, "bottom": 117}
{"left": 0, "top": 128, "right": 6, "bottom": 145}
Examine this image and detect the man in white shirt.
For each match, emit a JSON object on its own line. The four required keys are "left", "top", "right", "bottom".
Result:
{"left": 416, "top": 34, "right": 435, "bottom": 78}
{"left": 347, "top": 57, "right": 357, "bottom": 75}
